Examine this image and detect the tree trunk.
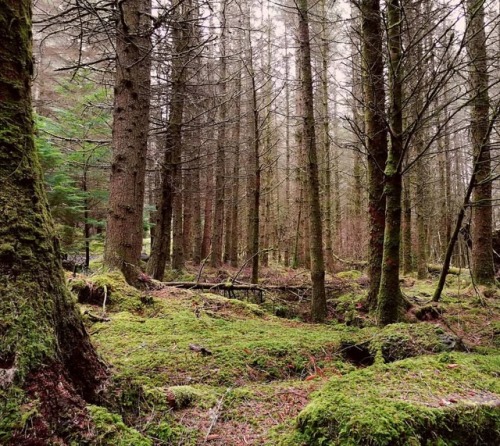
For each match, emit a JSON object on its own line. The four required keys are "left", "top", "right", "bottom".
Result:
{"left": 320, "top": 0, "right": 334, "bottom": 273}
{"left": 229, "top": 60, "right": 242, "bottom": 268}
{"left": 467, "top": 0, "right": 495, "bottom": 285}
{"left": 361, "top": 0, "right": 387, "bottom": 309}
{"left": 377, "top": 0, "right": 403, "bottom": 325}
{"left": 210, "top": 0, "right": 228, "bottom": 267}
{"left": 104, "top": 0, "right": 152, "bottom": 285}
{"left": 297, "top": 0, "right": 327, "bottom": 322}
{"left": 0, "top": 2, "right": 107, "bottom": 441}
{"left": 148, "top": 5, "right": 187, "bottom": 278}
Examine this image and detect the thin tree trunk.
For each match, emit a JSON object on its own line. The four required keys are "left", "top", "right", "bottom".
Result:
{"left": 377, "top": 0, "right": 403, "bottom": 325}
{"left": 361, "top": 0, "right": 387, "bottom": 309}
{"left": 297, "top": 0, "right": 327, "bottom": 322}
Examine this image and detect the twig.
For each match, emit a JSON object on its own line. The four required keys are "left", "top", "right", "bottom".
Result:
{"left": 83, "top": 310, "right": 110, "bottom": 323}
{"left": 204, "top": 389, "right": 230, "bottom": 443}
{"left": 232, "top": 248, "right": 274, "bottom": 283}
{"left": 196, "top": 252, "right": 211, "bottom": 284}
{"left": 101, "top": 284, "right": 108, "bottom": 316}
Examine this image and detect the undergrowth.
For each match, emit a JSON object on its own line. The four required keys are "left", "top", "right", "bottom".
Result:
{"left": 67, "top": 271, "right": 500, "bottom": 445}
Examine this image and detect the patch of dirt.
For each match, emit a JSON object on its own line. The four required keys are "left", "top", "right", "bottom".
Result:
{"left": 173, "top": 384, "right": 320, "bottom": 445}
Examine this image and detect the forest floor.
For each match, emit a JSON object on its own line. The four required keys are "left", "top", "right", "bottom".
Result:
{"left": 71, "top": 266, "right": 500, "bottom": 445}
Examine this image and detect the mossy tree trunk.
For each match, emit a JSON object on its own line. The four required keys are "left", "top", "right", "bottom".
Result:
{"left": 0, "top": 1, "right": 107, "bottom": 442}
{"left": 297, "top": 0, "right": 327, "bottom": 322}
{"left": 361, "top": 0, "right": 387, "bottom": 309}
{"left": 467, "top": 0, "right": 495, "bottom": 285}
{"left": 104, "top": 0, "right": 152, "bottom": 285}
{"left": 377, "top": 0, "right": 403, "bottom": 325}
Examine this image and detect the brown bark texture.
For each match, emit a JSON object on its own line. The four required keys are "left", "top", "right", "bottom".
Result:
{"left": 361, "top": 0, "right": 387, "bottom": 309}
{"left": 104, "top": 0, "right": 152, "bottom": 284}
{"left": 467, "top": 0, "right": 495, "bottom": 285}
{"left": 298, "top": 0, "right": 327, "bottom": 322}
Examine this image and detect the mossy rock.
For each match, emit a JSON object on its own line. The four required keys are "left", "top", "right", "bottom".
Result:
{"left": 283, "top": 353, "right": 500, "bottom": 446}
{"left": 371, "top": 323, "right": 462, "bottom": 363}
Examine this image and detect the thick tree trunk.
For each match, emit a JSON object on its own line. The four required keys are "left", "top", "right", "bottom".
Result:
{"left": 298, "top": 0, "right": 327, "bottom": 322}
{"left": 361, "top": 0, "right": 387, "bottom": 310}
{"left": 0, "top": 2, "right": 107, "bottom": 442}
{"left": 377, "top": 0, "right": 403, "bottom": 325}
{"left": 467, "top": 0, "right": 495, "bottom": 285}
{"left": 104, "top": 0, "right": 152, "bottom": 285}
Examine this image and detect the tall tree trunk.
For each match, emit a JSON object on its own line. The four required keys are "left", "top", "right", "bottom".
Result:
{"left": 467, "top": 0, "right": 495, "bottom": 285}
{"left": 229, "top": 60, "right": 242, "bottom": 267}
{"left": 377, "top": 0, "right": 403, "bottom": 325}
{"left": 148, "top": 5, "right": 187, "bottom": 278}
{"left": 0, "top": 2, "right": 107, "bottom": 441}
{"left": 361, "top": 0, "right": 387, "bottom": 309}
{"left": 297, "top": 0, "right": 327, "bottom": 322}
{"left": 210, "top": 0, "right": 228, "bottom": 267}
{"left": 320, "top": 0, "right": 334, "bottom": 272}
{"left": 402, "top": 178, "right": 413, "bottom": 273}
{"left": 243, "top": 2, "right": 261, "bottom": 284}
{"left": 104, "top": 0, "right": 152, "bottom": 285}
{"left": 284, "top": 28, "right": 291, "bottom": 268}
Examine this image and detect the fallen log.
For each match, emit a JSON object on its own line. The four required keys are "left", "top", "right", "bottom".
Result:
{"left": 160, "top": 281, "right": 342, "bottom": 292}
{"left": 427, "top": 264, "right": 467, "bottom": 276}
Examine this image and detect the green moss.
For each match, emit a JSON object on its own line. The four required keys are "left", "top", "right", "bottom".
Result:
{"left": 0, "top": 387, "right": 27, "bottom": 443}
{"left": 69, "top": 272, "right": 145, "bottom": 312}
{"left": 88, "top": 405, "right": 152, "bottom": 446}
{"left": 369, "top": 323, "right": 461, "bottom": 362}
{"left": 89, "top": 289, "right": 373, "bottom": 393}
{"left": 284, "top": 353, "right": 500, "bottom": 445}
{"left": 336, "top": 270, "right": 363, "bottom": 280}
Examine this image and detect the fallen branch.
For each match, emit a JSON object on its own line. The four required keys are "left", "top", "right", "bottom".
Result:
{"left": 161, "top": 281, "right": 341, "bottom": 292}
{"left": 204, "top": 389, "right": 230, "bottom": 443}
{"left": 83, "top": 310, "right": 110, "bottom": 323}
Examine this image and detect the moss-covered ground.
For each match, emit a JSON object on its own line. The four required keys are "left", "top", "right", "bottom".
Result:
{"left": 71, "top": 269, "right": 499, "bottom": 445}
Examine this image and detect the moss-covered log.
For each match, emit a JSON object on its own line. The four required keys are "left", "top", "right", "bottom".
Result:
{"left": 0, "top": 2, "right": 107, "bottom": 443}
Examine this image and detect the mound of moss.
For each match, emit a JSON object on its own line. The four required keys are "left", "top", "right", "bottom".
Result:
{"left": 69, "top": 272, "right": 146, "bottom": 312}
{"left": 284, "top": 353, "right": 500, "bottom": 446}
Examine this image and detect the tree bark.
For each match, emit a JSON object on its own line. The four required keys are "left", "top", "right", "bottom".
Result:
{"left": 297, "top": 0, "right": 327, "bottom": 322}
{"left": 210, "top": 0, "right": 228, "bottom": 267}
{"left": 361, "top": 0, "right": 387, "bottom": 309}
{"left": 0, "top": 1, "right": 107, "bottom": 441}
{"left": 148, "top": 3, "right": 187, "bottom": 278}
{"left": 104, "top": 0, "right": 152, "bottom": 285}
{"left": 377, "top": 0, "right": 403, "bottom": 325}
{"left": 467, "top": 0, "right": 495, "bottom": 285}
